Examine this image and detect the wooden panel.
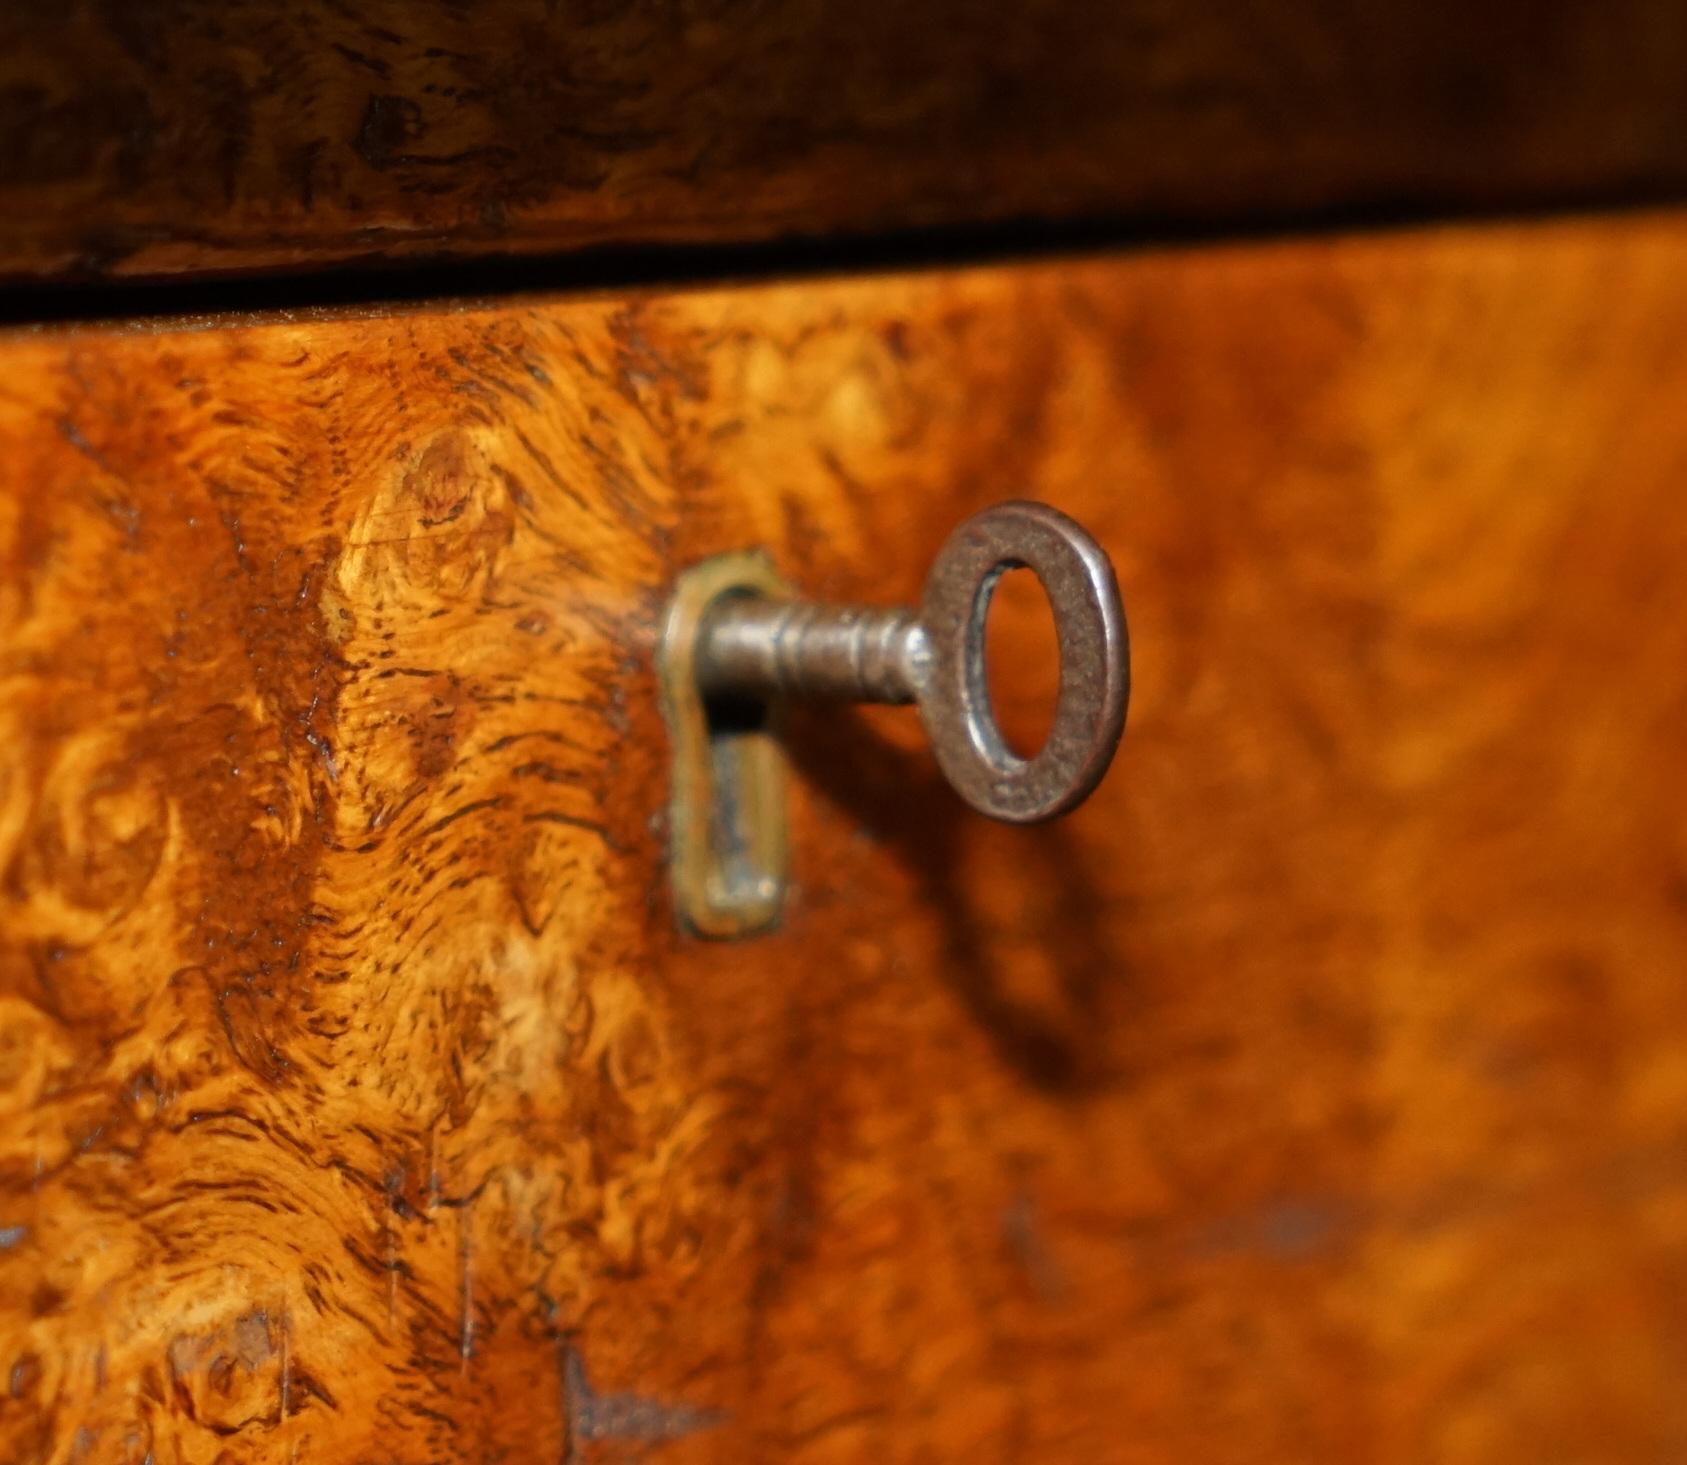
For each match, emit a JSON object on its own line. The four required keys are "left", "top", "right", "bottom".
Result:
{"left": 6, "top": 1, "right": 1687, "bottom": 282}
{"left": 4, "top": 215, "right": 1687, "bottom": 1462}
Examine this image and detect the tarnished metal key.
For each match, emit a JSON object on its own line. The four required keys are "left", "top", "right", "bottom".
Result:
{"left": 659, "top": 501, "right": 1129, "bottom": 934}
{"left": 694, "top": 501, "right": 1128, "bottom": 822}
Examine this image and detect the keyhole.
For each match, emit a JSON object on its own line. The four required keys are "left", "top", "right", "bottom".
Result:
{"left": 984, "top": 565, "right": 1061, "bottom": 759}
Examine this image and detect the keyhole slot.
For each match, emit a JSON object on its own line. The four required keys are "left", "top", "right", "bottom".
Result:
{"left": 658, "top": 554, "right": 791, "bottom": 938}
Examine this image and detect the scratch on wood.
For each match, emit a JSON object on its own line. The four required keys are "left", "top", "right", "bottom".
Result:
{"left": 562, "top": 1345, "right": 721, "bottom": 1461}
{"left": 459, "top": 1200, "right": 475, "bottom": 1370}
{"left": 382, "top": 1165, "right": 401, "bottom": 1331}
{"left": 279, "top": 1294, "right": 292, "bottom": 1423}
{"left": 1001, "top": 1192, "right": 1066, "bottom": 1302}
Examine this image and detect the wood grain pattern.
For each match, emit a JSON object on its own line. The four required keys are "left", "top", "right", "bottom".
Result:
{"left": 7, "top": 0, "right": 1687, "bottom": 282}
{"left": 4, "top": 214, "right": 1687, "bottom": 1461}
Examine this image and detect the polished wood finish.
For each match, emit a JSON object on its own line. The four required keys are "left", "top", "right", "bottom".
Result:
{"left": 4, "top": 214, "right": 1687, "bottom": 1461}
{"left": 7, "top": 1, "right": 1687, "bottom": 282}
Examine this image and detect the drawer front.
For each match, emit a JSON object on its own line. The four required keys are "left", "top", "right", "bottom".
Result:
{"left": 3, "top": 217, "right": 1687, "bottom": 1462}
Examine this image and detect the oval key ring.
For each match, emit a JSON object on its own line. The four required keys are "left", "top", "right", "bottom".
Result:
{"left": 915, "top": 501, "right": 1129, "bottom": 823}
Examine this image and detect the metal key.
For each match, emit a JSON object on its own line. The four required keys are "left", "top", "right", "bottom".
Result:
{"left": 691, "top": 500, "right": 1128, "bottom": 823}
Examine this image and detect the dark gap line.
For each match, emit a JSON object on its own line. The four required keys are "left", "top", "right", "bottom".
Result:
{"left": 2, "top": 185, "right": 1686, "bottom": 330}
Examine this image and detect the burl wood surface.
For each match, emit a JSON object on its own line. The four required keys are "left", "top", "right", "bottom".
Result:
{"left": 9, "top": 0, "right": 1687, "bottom": 282}
{"left": 5, "top": 215, "right": 1687, "bottom": 1462}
